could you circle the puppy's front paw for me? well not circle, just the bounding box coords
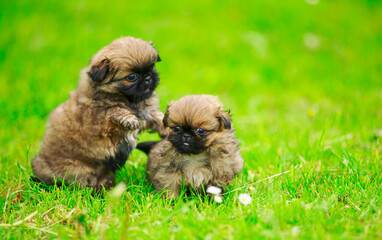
[98,176,115,190]
[120,115,140,130]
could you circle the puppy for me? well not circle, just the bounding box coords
[32,37,167,192]
[138,95,244,198]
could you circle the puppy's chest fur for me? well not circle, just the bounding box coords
[105,132,135,172]
[173,153,212,188]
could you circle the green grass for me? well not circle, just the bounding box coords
[1,0,382,239]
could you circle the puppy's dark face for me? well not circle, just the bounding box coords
[164,95,231,155]
[168,125,208,155]
[113,64,159,103]
[87,37,161,103]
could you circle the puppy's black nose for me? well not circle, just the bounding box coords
[144,76,152,85]
[182,134,190,142]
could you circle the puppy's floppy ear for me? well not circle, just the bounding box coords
[88,58,111,82]
[162,101,173,127]
[156,54,161,62]
[148,41,161,62]
[163,110,169,127]
[217,109,231,131]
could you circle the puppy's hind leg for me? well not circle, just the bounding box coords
[31,155,56,186]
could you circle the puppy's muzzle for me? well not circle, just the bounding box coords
[182,134,191,146]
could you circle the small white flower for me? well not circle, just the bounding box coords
[238,193,252,205]
[214,195,223,203]
[206,186,222,195]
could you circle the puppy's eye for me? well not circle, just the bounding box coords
[172,126,181,133]
[126,73,138,82]
[195,128,206,135]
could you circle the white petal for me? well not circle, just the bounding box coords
[206,186,222,195]
[238,193,252,205]
[214,195,223,203]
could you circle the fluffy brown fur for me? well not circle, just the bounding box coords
[145,95,244,198]
[32,37,167,192]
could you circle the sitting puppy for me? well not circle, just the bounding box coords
[32,37,167,192]
[137,95,244,198]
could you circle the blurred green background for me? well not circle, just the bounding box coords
[0,0,381,238]
[1,0,381,164]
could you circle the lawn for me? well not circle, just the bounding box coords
[1,0,382,239]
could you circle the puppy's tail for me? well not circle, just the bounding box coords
[136,141,159,155]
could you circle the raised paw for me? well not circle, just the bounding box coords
[120,115,140,130]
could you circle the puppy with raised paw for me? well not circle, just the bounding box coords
[137,95,244,198]
[32,37,167,192]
